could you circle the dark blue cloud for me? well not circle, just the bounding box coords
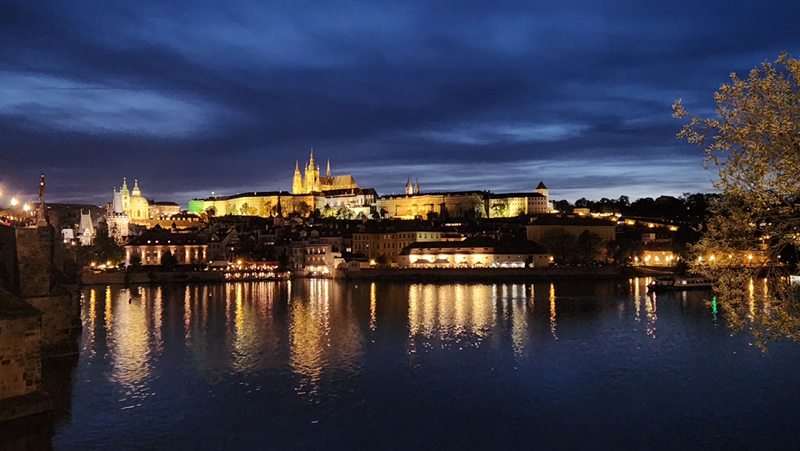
[1,0,798,205]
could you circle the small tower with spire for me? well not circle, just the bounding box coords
[414,179,420,195]
[534,181,548,199]
[326,159,331,179]
[121,177,130,214]
[405,178,414,196]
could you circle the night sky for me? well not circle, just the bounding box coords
[2,1,799,207]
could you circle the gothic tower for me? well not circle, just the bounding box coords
[293,160,303,194]
[405,179,413,196]
[304,148,320,193]
[121,178,130,214]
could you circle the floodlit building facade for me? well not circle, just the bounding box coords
[352,221,442,263]
[125,227,208,266]
[397,237,551,268]
[526,215,617,242]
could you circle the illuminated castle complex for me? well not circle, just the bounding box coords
[189,149,553,219]
[293,149,359,194]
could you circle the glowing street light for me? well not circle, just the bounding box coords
[22,204,30,212]
[10,197,19,207]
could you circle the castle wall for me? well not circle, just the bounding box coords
[203,194,317,218]
[378,193,486,219]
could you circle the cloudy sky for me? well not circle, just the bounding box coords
[2,1,799,206]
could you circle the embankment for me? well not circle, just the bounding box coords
[345,266,634,282]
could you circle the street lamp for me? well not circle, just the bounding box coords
[11,198,19,207]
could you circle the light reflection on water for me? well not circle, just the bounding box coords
[52,278,800,450]
[79,279,710,396]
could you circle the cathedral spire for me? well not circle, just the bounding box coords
[414,178,420,195]
[293,160,303,194]
[327,159,331,178]
[309,147,315,167]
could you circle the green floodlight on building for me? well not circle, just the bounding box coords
[188,199,204,214]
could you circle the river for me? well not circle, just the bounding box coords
[29,279,800,449]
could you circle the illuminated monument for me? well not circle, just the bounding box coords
[292,149,359,194]
[189,149,552,220]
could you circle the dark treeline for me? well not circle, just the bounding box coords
[553,193,719,223]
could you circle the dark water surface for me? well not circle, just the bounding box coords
[35,279,800,449]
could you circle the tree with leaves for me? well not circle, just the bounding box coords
[491,199,509,217]
[295,201,311,217]
[538,229,578,265]
[91,219,124,265]
[161,250,178,272]
[673,53,800,347]
[576,231,605,263]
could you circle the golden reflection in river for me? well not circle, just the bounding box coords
[370,282,377,331]
[549,283,557,340]
[289,278,329,392]
[81,289,98,358]
[109,287,152,402]
[645,292,657,338]
[229,282,278,374]
[185,285,193,344]
[510,285,529,357]
[408,284,496,342]
[289,279,362,397]
[749,278,755,320]
[88,289,96,330]
[153,287,163,354]
[105,286,113,332]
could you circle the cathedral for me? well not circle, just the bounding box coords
[292,149,359,194]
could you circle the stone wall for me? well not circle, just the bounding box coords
[14,227,53,298]
[0,227,18,294]
[346,266,625,281]
[7,226,81,356]
[24,293,80,355]
[0,291,42,401]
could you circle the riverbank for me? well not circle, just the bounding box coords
[82,271,226,285]
[345,266,639,282]
[82,266,677,285]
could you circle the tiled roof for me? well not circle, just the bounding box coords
[126,228,205,246]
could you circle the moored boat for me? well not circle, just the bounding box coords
[648,276,715,291]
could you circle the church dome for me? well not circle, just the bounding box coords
[128,179,150,220]
[130,194,148,207]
